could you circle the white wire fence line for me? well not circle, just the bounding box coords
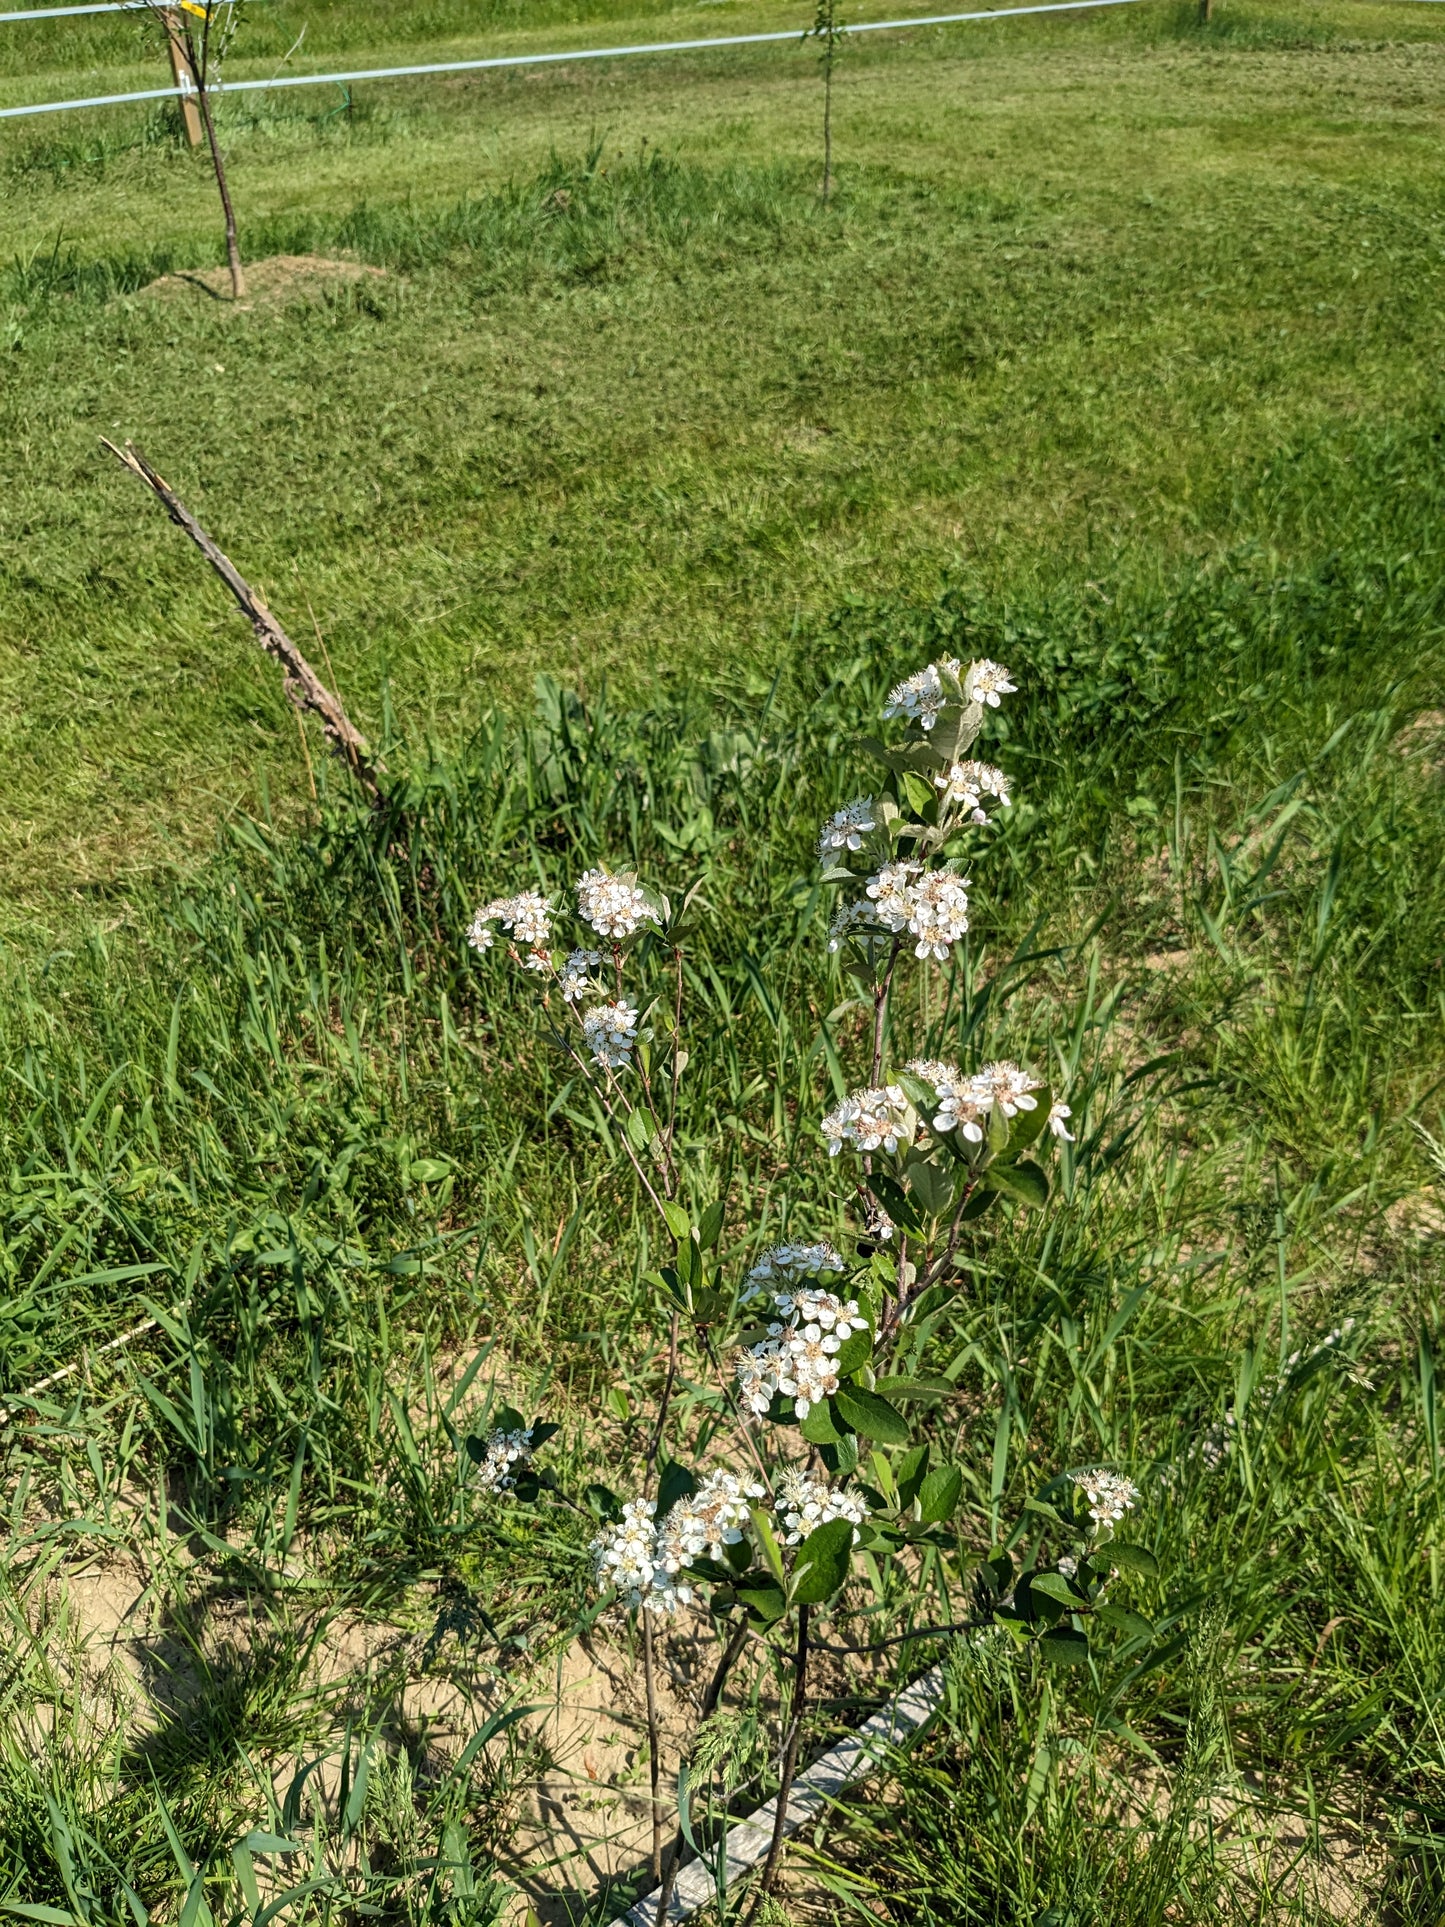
[0,1,149,19]
[0,0,1147,120]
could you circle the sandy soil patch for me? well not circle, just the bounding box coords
[138,253,386,310]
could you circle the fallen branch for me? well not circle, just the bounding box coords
[101,438,382,801]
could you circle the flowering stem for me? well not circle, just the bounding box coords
[869,939,902,1086]
[642,1611,666,1886]
[655,1613,752,1917]
[663,945,684,1174]
[745,1603,811,1922]
[644,1311,682,1488]
[700,1329,775,1496]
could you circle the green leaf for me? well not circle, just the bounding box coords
[698,1199,726,1249]
[876,1375,953,1403]
[1108,1544,1159,1577]
[1093,1604,1155,1640]
[894,1444,930,1508]
[584,1484,621,1522]
[800,1398,845,1445]
[661,1201,691,1241]
[901,771,936,818]
[917,1464,962,1524]
[989,1158,1049,1207]
[868,1175,922,1233]
[1004,1087,1050,1156]
[791,1516,854,1604]
[407,1157,451,1183]
[750,1507,788,1589]
[1038,1626,1091,1664]
[625,1108,654,1151]
[1029,1570,1082,1607]
[656,1461,697,1517]
[904,1156,953,1218]
[834,1383,911,1444]
[738,1583,787,1625]
[832,1326,873,1377]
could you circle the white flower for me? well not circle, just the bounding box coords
[470,1427,533,1494]
[582,1000,639,1069]
[964,659,1017,708]
[576,868,659,941]
[1057,1554,1078,1579]
[745,1242,846,1296]
[904,869,970,960]
[865,864,969,961]
[560,948,603,1002]
[826,900,880,953]
[772,1287,867,1338]
[1047,1099,1074,1141]
[882,657,961,731]
[735,1290,868,1421]
[865,860,922,932]
[818,798,876,857]
[1070,1469,1140,1530]
[935,759,1012,812]
[470,890,553,955]
[774,1468,869,1546]
[821,1086,915,1158]
[658,1469,765,1569]
[863,1196,895,1243]
[591,1497,693,1615]
[735,1340,782,1417]
[906,1059,985,1142]
[975,1060,1042,1118]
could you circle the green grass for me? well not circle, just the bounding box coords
[3,0,1444,909]
[2,0,1445,1919]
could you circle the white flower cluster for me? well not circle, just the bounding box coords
[881,655,1016,732]
[735,1289,869,1420]
[826,900,887,955]
[659,1469,765,1567]
[469,891,553,964]
[592,1498,680,1614]
[936,759,1012,823]
[744,1241,846,1295]
[864,861,971,961]
[821,1085,915,1158]
[470,1426,534,1494]
[818,798,877,857]
[964,659,1017,708]
[1070,1469,1140,1530]
[592,1472,765,1615]
[560,948,603,1002]
[905,1058,1057,1144]
[883,657,959,731]
[581,1000,639,1069]
[775,1467,869,1546]
[577,868,659,941]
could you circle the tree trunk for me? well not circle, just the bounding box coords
[100,440,382,801]
[195,74,245,300]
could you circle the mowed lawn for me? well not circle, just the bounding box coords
[0,0,1442,921]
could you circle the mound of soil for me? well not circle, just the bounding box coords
[138,252,386,309]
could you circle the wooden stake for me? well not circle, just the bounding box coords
[102,439,383,803]
[163,8,203,148]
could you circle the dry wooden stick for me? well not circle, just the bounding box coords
[101,438,382,801]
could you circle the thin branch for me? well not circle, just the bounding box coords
[101,440,381,800]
